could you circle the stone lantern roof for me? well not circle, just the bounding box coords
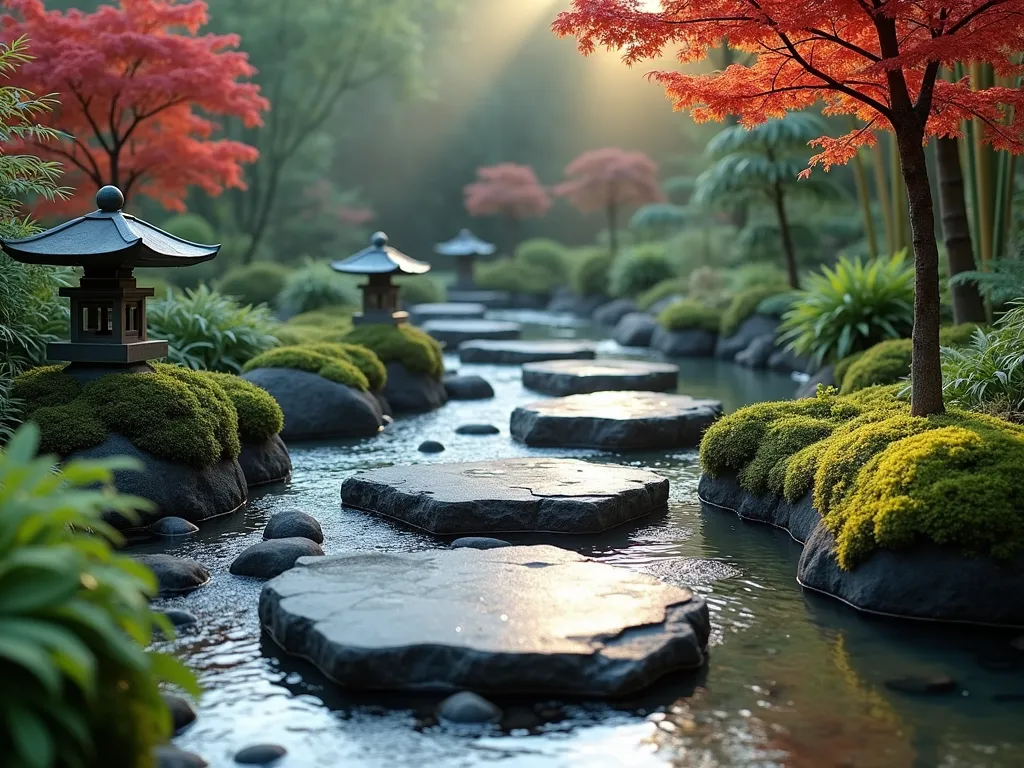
[332,231,430,276]
[1,185,219,269]
[434,229,496,258]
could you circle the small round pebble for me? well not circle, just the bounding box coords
[451,537,512,550]
[234,744,287,765]
[418,440,445,453]
[263,509,324,544]
[148,516,199,537]
[155,745,208,768]
[437,691,502,724]
[163,693,197,734]
[161,609,198,627]
[455,423,500,435]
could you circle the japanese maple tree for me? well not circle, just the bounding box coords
[554,0,1024,416]
[464,163,552,249]
[555,147,663,259]
[0,0,267,213]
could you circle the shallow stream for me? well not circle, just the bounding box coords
[148,313,1024,767]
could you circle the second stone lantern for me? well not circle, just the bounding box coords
[434,228,496,290]
[331,231,430,326]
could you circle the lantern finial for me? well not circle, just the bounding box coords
[96,185,124,212]
[371,231,388,248]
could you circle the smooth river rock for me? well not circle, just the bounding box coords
[650,326,718,357]
[698,471,1024,626]
[422,319,522,347]
[458,339,597,365]
[242,368,384,440]
[238,435,292,487]
[381,363,448,413]
[511,391,723,451]
[612,312,658,348]
[715,313,779,361]
[409,302,487,325]
[443,374,494,400]
[258,545,710,696]
[264,509,324,544]
[592,298,638,327]
[341,458,669,535]
[521,359,679,396]
[134,554,211,596]
[230,537,324,579]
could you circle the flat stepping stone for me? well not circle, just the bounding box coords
[409,302,487,325]
[259,545,710,696]
[446,289,511,308]
[511,392,723,451]
[422,319,522,347]
[522,359,679,396]
[341,457,668,534]
[458,339,597,365]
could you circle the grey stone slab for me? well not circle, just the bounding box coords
[409,302,487,325]
[458,339,597,365]
[511,392,723,451]
[422,319,522,347]
[446,289,512,308]
[341,458,669,534]
[258,545,710,696]
[522,359,679,396]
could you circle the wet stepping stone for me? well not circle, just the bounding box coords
[522,359,679,396]
[422,319,522,347]
[511,391,723,451]
[458,339,597,365]
[446,289,511,308]
[258,545,709,696]
[409,302,487,325]
[341,457,668,534]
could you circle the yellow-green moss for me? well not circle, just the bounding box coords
[30,400,107,456]
[303,343,387,392]
[657,299,722,334]
[242,345,370,391]
[700,386,1024,568]
[720,286,786,337]
[205,372,284,443]
[11,365,82,408]
[342,324,444,379]
[833,351,865,388]
[637,278,688,311]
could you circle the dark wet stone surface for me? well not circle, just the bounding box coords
[593,299,638,327]
[238,435,292,487]
[455,423,500,435]
[437,692,503,724]
[150,516,200,537]
[409,302,487,325]
[521,359,679,396]
[134,554,210,596]
[613,312,658,347]
[259,545,709,696]
[885,676,957,695]
[165,693,198,734]
[443,374,495,400]
[423,319,522,347]
[230,538,324,580]
[381,363,448,414]
[418,440,445,453]
[263,509,324,544]
[155,746,208,768]
[451,537,512,550]
[715,314,779,361]
[233,744,287,764]
[458,339,597,365]
[651,327,717,357]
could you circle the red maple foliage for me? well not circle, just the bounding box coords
[1,0,268,213]
[555,147,663,257]
[464,163,552,220]
[553,0,1024,416]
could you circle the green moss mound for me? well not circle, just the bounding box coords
[305,342,387,391]
[342,324,444,379]
[400,275,445,306]
[833,350,865,388]
[700,387,1024,568]
[205,372,284,443]
[476,258,555,296]
[720,286,786,337]
[657,299,722,333]
[939,322,985,347]
[274,308,354,346]
[216,262,290,308]
[515,238,570,283]
[13,364,249,466]
[637,277,688,311]
[242,345,370,391]
[572,250,613,298]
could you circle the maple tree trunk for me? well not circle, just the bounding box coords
[771,182,800,290]
[607,199,619,259]
[505,215,521,256]
[935,136,987,324]
[895,122,945,417]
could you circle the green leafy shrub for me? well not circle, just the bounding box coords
[515,239,570,283]
[273,308,353,346]
[242,344,371,391]
[756,291,798,318]
[399,275,445,306]
[608,243,676,298]
[147,285,280,373]
[699,386,1024,568]
[277,260,360,317]
[720,286,788,337]
[475,258,554,296]
[216,262,291,308]
[636,277,688,311]
[204,373,284,442]
[950,258,1024,304]
[663,225,740,274]
[657,299,722,333]
[941,306,1024,418]
[160,213,217,245]
[572,250,613,298]
[780,253,914,366]
[688,266,729,308]
[726,262,790,293]
[0,422,198,768]
[343,324,444,379]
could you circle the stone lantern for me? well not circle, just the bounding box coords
[1,185,218,368]
[332,231,430,326]
[435,228,496,289]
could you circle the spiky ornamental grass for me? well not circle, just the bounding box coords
[940,304,1024,419]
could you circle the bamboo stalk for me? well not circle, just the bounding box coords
[872,139,895,254]
[971,62,995,263]
[889,132,908,251]
[847,118,878,258]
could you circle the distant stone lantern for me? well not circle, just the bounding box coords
[332,231,430,326]
[1,185,218,368]
[435,228,496,289]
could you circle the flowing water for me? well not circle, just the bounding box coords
[146,313,1024,768]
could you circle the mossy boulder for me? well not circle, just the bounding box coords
[216,262,290,308]
[657,300,722,334]
[342,324,444,380]
[720,286,787,338]
[242,343,378,391]
[205,372,290,485]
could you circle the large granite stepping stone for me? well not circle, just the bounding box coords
[458,339,597,365]
[259,545,710,696]
[409,302,486,325]
[341,458,668,534]
[446,289,511,308]
[511,392,723,451]
[522,359,679,396]
[422,319,522,347]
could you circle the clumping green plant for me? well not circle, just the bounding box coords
[950,258,1024,305]
[779,252,914,367]
[342,324,444,379]
[399,275,445,306]
[0,422,199,768]
[608,242,676,298]
[146,285,280,373]
[514,238,570,283]
[720,285,788,337]
[657,299,722,334]
[572,250,613,297]
[273,308,353,346]
[242,344,371,391]
[941,305,1024,419]
[636,277,688,311]
[216,262,291,309]
[475,258,554,296]
[726,263,790,293]
[204,373,284,443]
[699,386,1024,568]
[277,259,360,317]
[688,266,729,309]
